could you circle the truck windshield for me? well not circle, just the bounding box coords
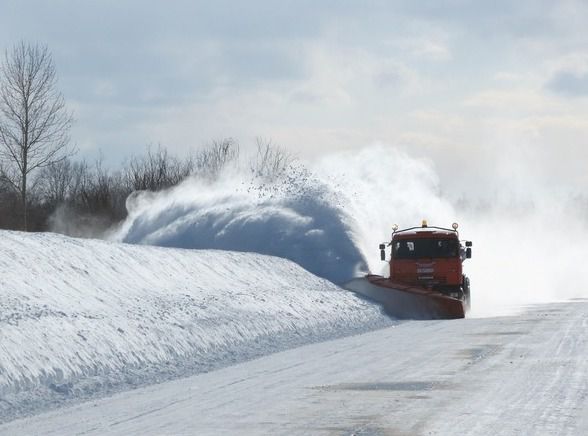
[393,238,459,259]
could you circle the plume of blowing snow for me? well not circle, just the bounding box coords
[114,163,367,284]
[114,144,588,317]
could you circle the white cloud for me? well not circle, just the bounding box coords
[462,88,562,112]
[92,80,116,99]
[388,36,452,62]
[409,110,465,131]
[493,72,525,82]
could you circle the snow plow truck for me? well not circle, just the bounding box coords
[345,221,472,319]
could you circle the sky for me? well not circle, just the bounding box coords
[2,0,588,189]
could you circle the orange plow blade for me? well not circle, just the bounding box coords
[344,274,466,320]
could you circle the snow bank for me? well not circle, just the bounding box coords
[0,230,390,420]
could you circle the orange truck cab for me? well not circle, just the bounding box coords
[379,221,472,305]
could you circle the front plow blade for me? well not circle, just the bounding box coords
[344,275,466,320]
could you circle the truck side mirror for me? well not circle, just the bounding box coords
[466,241,472,247]
[379,244,386,261]
[466,247,472,259]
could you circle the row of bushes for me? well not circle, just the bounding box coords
[0,138,294,235]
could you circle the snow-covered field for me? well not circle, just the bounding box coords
[0,230,391,422]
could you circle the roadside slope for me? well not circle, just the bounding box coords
[0,230,391,422]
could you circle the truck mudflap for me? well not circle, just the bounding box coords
[344,274,466,320]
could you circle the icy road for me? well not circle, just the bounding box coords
[2,300,587,435]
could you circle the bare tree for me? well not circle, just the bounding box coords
[38,158,73,204]
[38,157,87,205]
[0,42,74,230]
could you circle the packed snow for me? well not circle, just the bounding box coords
[3,300,587,435]
[0,230,392,422]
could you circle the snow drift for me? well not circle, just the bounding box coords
[0,230,391,421]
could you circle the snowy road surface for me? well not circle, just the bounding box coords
[2,300,587,435]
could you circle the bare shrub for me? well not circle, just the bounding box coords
[37,158,86,204]
[194,138,239,180]
[124,144,193,192]
[250,137,295,181]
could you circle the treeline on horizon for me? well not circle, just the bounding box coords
[0,138,294,236]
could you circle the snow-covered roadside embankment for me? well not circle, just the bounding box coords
[0,231,391,421]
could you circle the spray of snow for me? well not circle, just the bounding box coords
[114,164,368,284]
[114,144,588,317]
[114,146,454,284]
[462,187,588,316]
